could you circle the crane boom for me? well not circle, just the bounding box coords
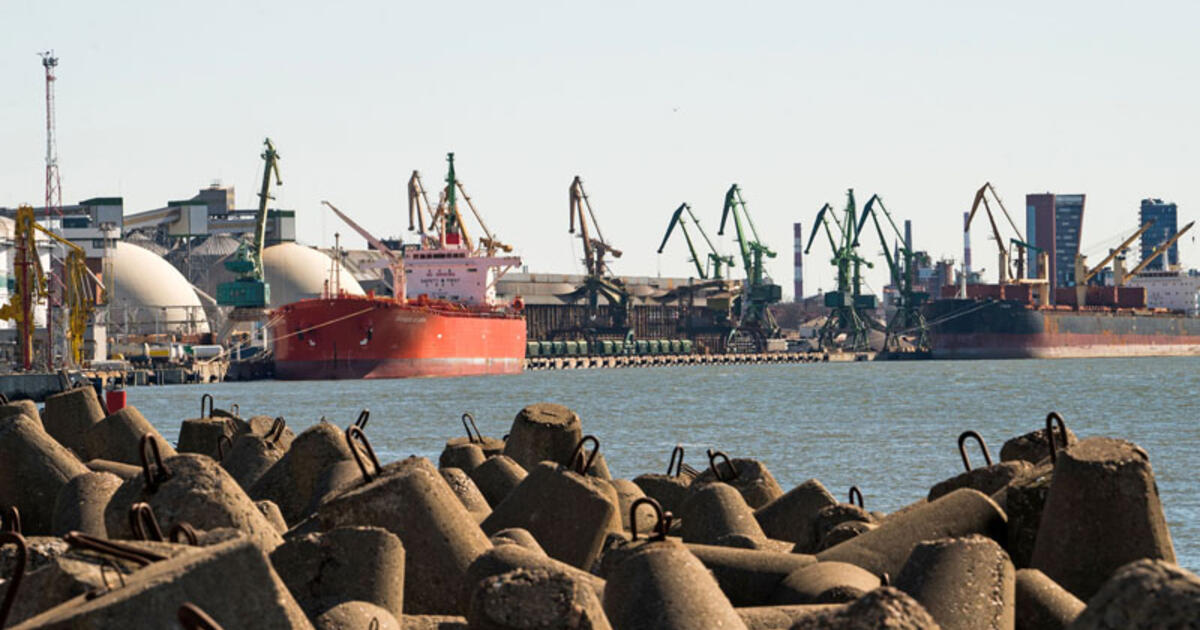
[1076,220,1155,285]
[659,203,734,280]
[1125,221,1195,280]
[322,201,405,302]
[217,138,281,311]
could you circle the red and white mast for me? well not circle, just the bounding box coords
[40,51,62,370]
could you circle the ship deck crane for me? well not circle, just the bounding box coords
[408,154,514,257]
[717,184,781,350]
[218,138,281,319]
[1073,220,1156,306]
[1116,221,1195,285]
[0,205,99,368]
[966,182,1032,283]
[856,194,929,353]
[658,202,735,280]
[563,176,631,340]
[804,190,874,352]
[322,201,405,302]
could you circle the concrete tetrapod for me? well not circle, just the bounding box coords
[481,461,619,570]
[11,537,312,629]
[1066,559,1200,629]
[469,455,528,508]
[786,587,940,629]
[683,543,816,607]
[502,403,583,472]
[270,526,405,619]
[632,473,693,517]
[317,456,491,615]
[602,538,747,630]
[81,405,177,466]
[769,561,881,605]
[753,478,839,551]
[1029,437,1175,600]
[0,414,89,534]
[250,420,357,525]
[41,386,105,457]
[468,567,612,630]
[690,456,783,510]
[1015,568,1084,630]
[489,527,546,554]
[816,488,1007,580]
[680,482,770,548]
[441,467,492,522]
[461,542,605,613]
[893,535,1015,630]
[313,601,401,630]
[439,441,486,473]
[50,471,123,537]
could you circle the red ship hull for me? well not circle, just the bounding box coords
[270,295,526,380]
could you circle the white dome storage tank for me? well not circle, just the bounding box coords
[110,241,210,335]
[262,242,363,308]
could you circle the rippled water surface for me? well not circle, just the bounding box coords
[129,356,1199,570]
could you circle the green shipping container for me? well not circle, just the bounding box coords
[601,340,614,355]
[670,340,682,354]
[540,341,554,356]
[578,340,589,355]
[526,342,541,357]
[552,341,566,356]
[681,339,694,354]
[613,340,625,354]
[636,340,649,354]
[565,340,579,355]
[648,340,660,354]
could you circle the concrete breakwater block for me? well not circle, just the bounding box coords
[489,527,546,554]
[50,471,123,537]
[221,428,288,490]
[502,403,583,471]
[770,561,882,605]
[440,467,492,522]
[786,587,940,629]
[250,420,357,525]
[440,441,486,473]
[313,601,401,630]
[684,543,816,607]
[1067,559,1200,629]
[0,413,89,534]
[602,538,746,630]
[270,526,405,619]
[1030,437,1175,600]
[469,455,528,508]
[754,478,839,551]
[690,456,783,510]
[0,400,41,429]
[893,535,1015,630]
[12,538,312,629]
[481,461,618,570]
[467,567,612,630]
[81,405,177,465]
[317,456,491,615]
[632,473,693,517]
[462,542,606,613]
[681,482,770,548]
[1015,568,1084,630]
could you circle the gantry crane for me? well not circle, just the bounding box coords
[717,185,781,350]
[1072,220,1156,306]
[805,189,874,352]
[560,176,631,340]
[218,138,281,317]
[658,202,735,280]
[1114,221,1195,286]
[856,195,930,353]
[966,182,1033,283]
[0,205,98,369]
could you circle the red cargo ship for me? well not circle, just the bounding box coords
[271,153,526,380]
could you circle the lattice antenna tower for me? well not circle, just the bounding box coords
[40,51,63,369]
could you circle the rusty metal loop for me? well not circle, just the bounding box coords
[95,558,127,594]
[266,416,287,445]
[630,497,669,542]
[667,445,684,477]
[128,503,164,542]
[848,486,864,509]
[957,430,992,472]
[568,435,600,474]
[229,403,240,418]
[200,393,213,418]
[461,412,482,443]
[0,531,28,628]
[0,393,8,404]
[139,434,174,492]
[169,522,200,546]
[2,506,20,534]
[216,434,233,461]
[368,618,380,630]
[707,449,739,481]
[355,409,370,430]
[881,572,890,586]
[1045,412,1069,463]
[345,425,382,482]
[63,531,167,566]
[178,602,226,630]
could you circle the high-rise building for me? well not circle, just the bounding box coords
[1026,193,1086,290]
[793,222,803,302]
[1139,199,1179,270]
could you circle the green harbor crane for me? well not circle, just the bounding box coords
[717,185,781,350]
[218,138,281,318]
[558,176,632,342]
[658,202,735,280]
[805,189,874,352]
[855,194,929,353]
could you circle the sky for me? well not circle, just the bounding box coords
[2,0,1198,298]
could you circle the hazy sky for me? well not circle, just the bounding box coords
[2,1,1197,297]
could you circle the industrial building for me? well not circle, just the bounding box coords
[1026,193,1086,288]
[1139,199,1180,271]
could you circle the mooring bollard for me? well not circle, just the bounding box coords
[469,567,612,630]
[269,526,406,619]
[480,452,618,570]
[1014,568,1084,630]
[681,482,771,549]
[816,488,1007,579]
[317,455,491,615]
[690,451,783,509]
[893,535,1016,630]
[602,537,747,630]
[467,455,528,508]
[312,601,401,630]
[683,543,817,607]
[0,413,89,534]
[502,403,583,472]
[769,561,882,605]
[1066,559,1200,629]
[81,405,178,466]
[103,438,284,552]
[41,386,106,457]
[1030,437,1175,600]
[51,471,123,537]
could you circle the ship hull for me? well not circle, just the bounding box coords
[925,299,1200,360]
[270,296,526,380]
